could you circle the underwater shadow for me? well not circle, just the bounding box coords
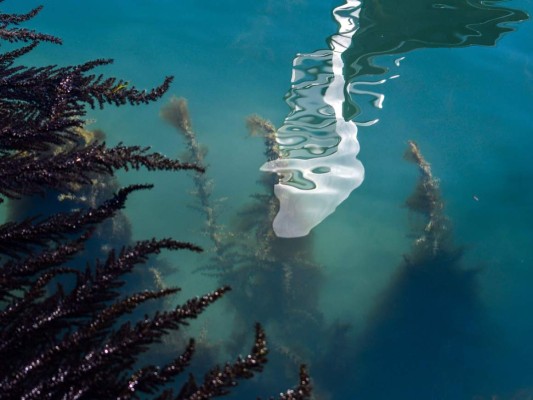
[337,143,511,399]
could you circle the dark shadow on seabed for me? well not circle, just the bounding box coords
[338,1,529,397]
[337,142,497,399]
[312,143,533,399]
[305,1,529,397]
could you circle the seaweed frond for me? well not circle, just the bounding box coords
[0,4,313,399]
[0,5,62,44]
[246,114,280,162]
[0,144,202,203]
[403,140,455,261]
[160,96,192,135]
[0,184,149,257]
[161,97,230,262]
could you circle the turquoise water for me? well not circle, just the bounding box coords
[6,0,533,398]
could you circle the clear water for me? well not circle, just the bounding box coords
[6,0,533,398]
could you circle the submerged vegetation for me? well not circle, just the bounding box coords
[346,142,488,398]
[153,0,527,397]
[161,104,325,396]
[1,1,530,399]
[163,96,484,397]
[165,100,529,398]
[0,4,311,399]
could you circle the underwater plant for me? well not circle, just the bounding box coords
[160,97,227,264]
[155,0,529,395]
[164,108,325,396]
[339,142,494,399]
[0,4,312,399]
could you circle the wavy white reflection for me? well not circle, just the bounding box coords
[261,0,365,238]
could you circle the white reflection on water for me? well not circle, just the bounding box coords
[261,0,366,238]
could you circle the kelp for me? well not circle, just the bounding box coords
[0,4,311,399]
[166,107,322,395]
[402,140,458,263]
[160,97,226,263]
[340,142,494,399]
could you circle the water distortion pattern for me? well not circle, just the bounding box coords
[261,0,365,238]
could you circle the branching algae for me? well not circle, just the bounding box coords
[0,4,311,399]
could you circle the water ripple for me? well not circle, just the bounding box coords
[261,0,365,238]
